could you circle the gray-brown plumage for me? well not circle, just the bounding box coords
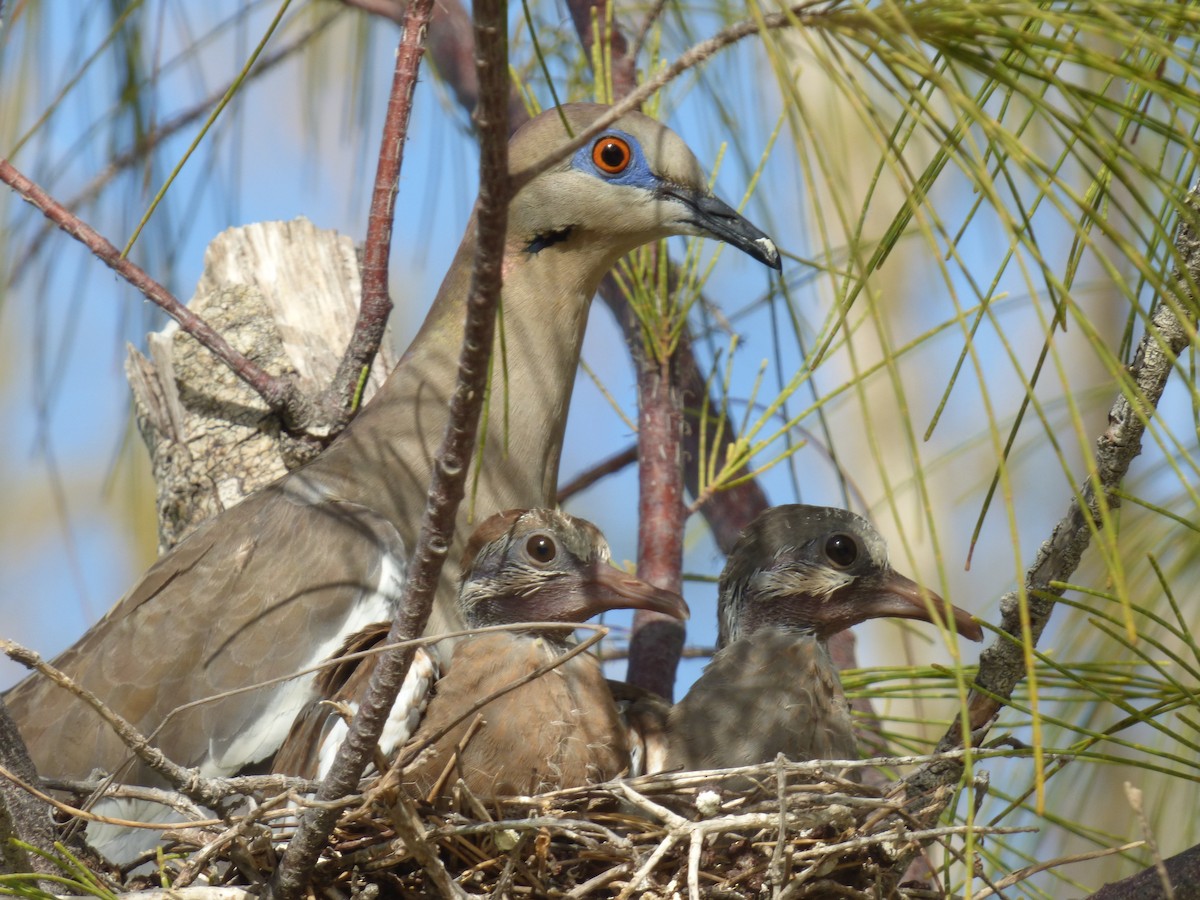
[4,104,776,787]
[274,508,689,801]
[666,505,982,772]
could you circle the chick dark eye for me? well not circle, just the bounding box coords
[525,534,557,564]
[825,533,858,568]
[592,136,632,174]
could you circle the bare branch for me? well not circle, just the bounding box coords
[1,639,237,810]
[0,699,54,877]
[0,159,312,426]
[324,0,437,418]
[627,336,688,701]
[890,187,1200,882]
[265,1,509,894]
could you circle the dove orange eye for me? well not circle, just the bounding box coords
[526,534,557,564]
[592,136,632,174]
[825,534,858,568]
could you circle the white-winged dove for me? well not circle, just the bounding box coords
[4,104,778,786]
[665,505,982,772]
[273,508,688,800]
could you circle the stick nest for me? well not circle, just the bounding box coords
[71,760,977,899]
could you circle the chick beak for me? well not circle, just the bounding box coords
[659,186,782,270]
[579,563,690,621]
[854,570,983,642]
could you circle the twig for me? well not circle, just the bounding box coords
[39,780,209,821]
[566,861,631,898]
[172,792,294,889]
[265,1,510,895]
[596,643,715,663]
[974,840,1144,899]
[395,630,608,768]
[613,834,676,900]
[769,754,790,895]
[432,816,629,848]
[425,714,486,803]
[388,796,468,899]
[509,2,836,191]
[0,764,223,830]
[791,823,1034,863]
[894,187,1200,884]
[324,0,436,418]
[0,640,220,806]
[617,781,689,831]
[1125,783,1174,900]
[0,161,310,425]
[687,827,703,900]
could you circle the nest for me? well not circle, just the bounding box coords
[48,757,1002,899]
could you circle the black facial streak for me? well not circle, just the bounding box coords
[525,226,573,255]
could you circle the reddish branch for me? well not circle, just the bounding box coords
[325,0,437,419]
[0,158,311,425]
[626,345,689,700]
[564,1,688,699]
[343,0,528,125]
[265,1,509,895]
[567,0,636,97]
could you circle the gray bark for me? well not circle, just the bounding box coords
[125,218,395,551]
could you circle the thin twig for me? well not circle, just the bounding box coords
[0,640,219,806]
[395,630,608,769]
[613,834,675,900]
[0,764,223,831]
[556,444,638,502]
[0,161,309,424]
[687,827,703,900]
[388,796,468,899]
[974,841,1145,899]
[425,714,486,803]
[324,0,437,418]
[509,2,835,192]
[172,792,294,889]
[1124,783,1175,900]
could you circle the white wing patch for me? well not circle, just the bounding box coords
[315,644,442,778]
[208,546,406,777]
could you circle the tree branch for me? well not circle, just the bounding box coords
[0,698,55,878]
[889,187,1200,882]
[0,159,312,427]
[557,444,638,502]
[0,639,262,810]
[265,1,509,894]
[626,313,688,701]
[323,0,437,419]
